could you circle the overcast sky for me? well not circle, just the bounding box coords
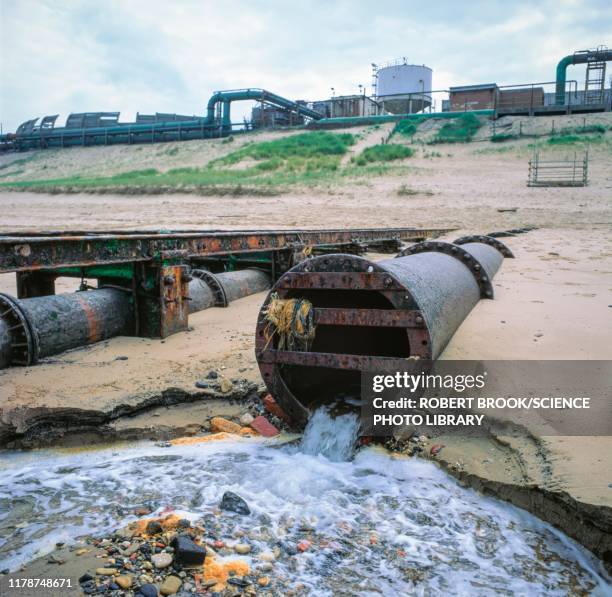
[1,0,611,131]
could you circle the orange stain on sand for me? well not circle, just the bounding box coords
[203,556,250,591]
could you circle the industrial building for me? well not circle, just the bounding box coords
[312,95,381,118]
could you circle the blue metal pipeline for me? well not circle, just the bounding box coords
[2,88,324,151]
[206,88,322,128]
[555,48,612,105]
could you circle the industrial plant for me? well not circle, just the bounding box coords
[2,47,610,151]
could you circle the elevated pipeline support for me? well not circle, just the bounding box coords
[0,269,270,369]
[255,236,512,425]
[205,89,323,130]
[555,48,612,105]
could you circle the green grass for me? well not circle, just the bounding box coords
[0,131,422,193]
[393,120,418,138]
[431,113,482,144]
[352,144,414,165]
[554,124,608,136]
[547,134,604,145]
[215,131,355,166]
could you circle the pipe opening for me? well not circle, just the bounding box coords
[278,288,410,408]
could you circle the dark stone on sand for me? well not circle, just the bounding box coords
[79,573,94,584]
[171,535,206,567]
[137,584,159,597]
[219,491,250,515]
[146,520,164,535]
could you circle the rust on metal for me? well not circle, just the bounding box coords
[0,227,456,274]
[259,349,415,371]
[277,272,403,291]
[397,241,495,299]
[313,308,425,328]
[255,239,510,427]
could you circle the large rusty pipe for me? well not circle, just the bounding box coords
[0,269,270,369]
[255,236,513,425]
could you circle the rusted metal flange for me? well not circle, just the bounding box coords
[397,241,495,299]
[0,292,38,366]
[191,270,228,307]
[453,235,514,258]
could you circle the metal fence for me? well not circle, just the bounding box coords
[527,151,588,187]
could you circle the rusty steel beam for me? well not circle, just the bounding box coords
[255,237,513,426]
[0,227,455,274]
[314,308,426,328]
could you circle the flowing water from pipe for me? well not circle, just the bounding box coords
[0,426,610,594]
[300,404,360,462]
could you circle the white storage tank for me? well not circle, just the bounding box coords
[376,60,433,114]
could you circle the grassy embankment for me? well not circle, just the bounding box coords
[0,131,416,194]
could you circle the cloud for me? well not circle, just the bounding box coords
[1,0,610,131]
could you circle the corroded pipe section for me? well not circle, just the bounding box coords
[255,238,512,425]
[0,268,271,369]
[18,289,133,360]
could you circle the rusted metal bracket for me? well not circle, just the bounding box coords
[0,293,38,366]
[276,272,403,291]
[453,235,514,258]
[313,308,425,328]
[397,241,495,299]
[191,270,228,307]
[258,349,411,371]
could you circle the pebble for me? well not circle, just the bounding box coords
[206,370,218,379]
[137,584,159,597]
[250,416,279,437]
[240,412,255,426]
[234,543,251,554]
[146,521,164,535]
[79,573,94,584]
[210,417,242,434]
[151,552,173,569]
[195,380,209,389]
[258,576,271,587]
[220,378,234,394]
[430,443,445,456]
[95,567,118,576]
[115,575,132,589]
[258,563,273,572]
[75,548,89,556]
[219,490,251,515]
[160,575,182,595]
[297,540,311,553]
[258,551,275,562]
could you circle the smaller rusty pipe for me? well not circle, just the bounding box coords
[0,268,272,369]
[187,277,216,312]
[189,268,271,311]
[217,269,271,303]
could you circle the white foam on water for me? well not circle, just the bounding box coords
[300,405,361,462]
[0,439,610,595]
